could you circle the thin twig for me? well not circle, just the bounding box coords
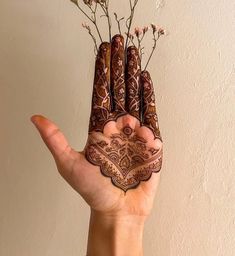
[87,3,103,42]
[140,46,144,61]
[82,23,98,52]
[98,1,112,42]
[105,0,112,42]
[114,13,124,35]
[144,32,161,71]
[71,1,103,43]
[125,0,139,53]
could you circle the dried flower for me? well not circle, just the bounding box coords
[158,27,166,35]
[134,27,143,38]
[143,26,149,34]
[151,23,158,33]
[126,32,134,40]
[69,0,166,70]
[82,22,90,30]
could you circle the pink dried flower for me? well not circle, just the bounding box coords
[143,26,149,34]
[82,22,91,30]
[158,27,166,35]
[134,27,143,38]
[126,32,134,40]
[151,23,158,33]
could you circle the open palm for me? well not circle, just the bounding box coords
[32,35,163,217]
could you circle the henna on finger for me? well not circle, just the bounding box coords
[126,46,141,120]
[86,45,163,192]
[141,71,162,141]
[89,42,111,133]
[110,35,126,115]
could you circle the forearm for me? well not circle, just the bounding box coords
[86,210,146,256]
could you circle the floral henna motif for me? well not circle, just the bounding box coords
[126,46,141,120]
[89,43,111,133]
[141,71,162,141]
[85,126,163,192]
[111,35,126,115]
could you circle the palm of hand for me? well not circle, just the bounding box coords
[56,117,162,216]
[86,114,162,190]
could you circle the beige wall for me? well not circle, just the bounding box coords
[1,0,235,255]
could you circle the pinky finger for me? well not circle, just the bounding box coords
[140,71,162,141]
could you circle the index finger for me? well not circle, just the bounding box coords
[89,42,111,133]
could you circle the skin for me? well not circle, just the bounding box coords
[31,34,163,256]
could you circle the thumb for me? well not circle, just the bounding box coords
[31,115,75,164]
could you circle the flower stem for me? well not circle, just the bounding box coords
[87,3,103,43]
[72,1,103,43]
[114,13,124,35]
[125,0,139,53]
[105,0,112,42]
[99,1,112,42]
[144,32,161,71]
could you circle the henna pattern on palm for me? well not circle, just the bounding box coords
[87,35,163,192]
[86,126,162,192]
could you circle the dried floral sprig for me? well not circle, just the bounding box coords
[126,32,136,48]
[134,26,148,60]
[125,0,139,52]
[97,0,112,42]
[70,0,103,42]
[69,0,167,70]
[144,24,166,71]
[114,13,124,35]
[82,22,98,53]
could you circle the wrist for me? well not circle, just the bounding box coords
[86,209,146,256]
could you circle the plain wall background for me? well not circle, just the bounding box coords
[1,0,235,255]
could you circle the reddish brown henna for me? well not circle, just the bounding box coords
[87,41,163,192]
[141,71,162,141]
[111,35,126,115]
[126,46,141,120]
[85,125,163,192]
[89,43,111,133]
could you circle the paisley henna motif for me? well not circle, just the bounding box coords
[141,71,162,141]
[85,125,163,192]
[126,46,141,120]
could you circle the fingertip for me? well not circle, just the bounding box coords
[98,42,111,57]
[127,45,138,54]
[30,115,45,124]
[99,42,110,50]
[111,34,124,44]
[141,70,150,77]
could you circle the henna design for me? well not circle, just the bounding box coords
[88,40,163,192]
[126,46,141,120]
[141,71,162,141]
[89,43,111,133]
[111,35,126,115]
[85,125,163,192]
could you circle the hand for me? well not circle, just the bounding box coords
[32,34,163,255]
[31,35,163,218]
